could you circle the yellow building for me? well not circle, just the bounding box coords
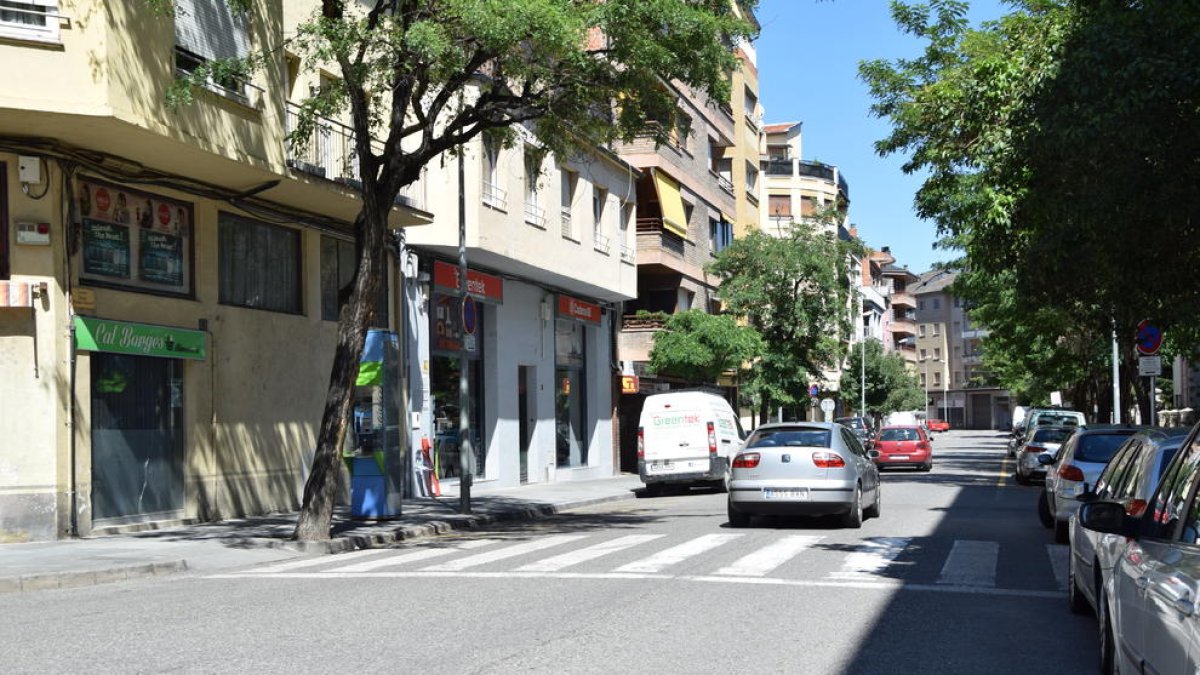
[0,0,430,540]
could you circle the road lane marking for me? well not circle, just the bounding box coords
[243,548,396,574]
[329,539,499,573]
[206,570,1065,599]
[613,534,742,574]
[1047,544,1069,590]
[998,454,1011,487]
[937,540,998,587]
[421,534,588,572]
[513,534,665,573]
[715,535,824,577]
[828,537,910,581]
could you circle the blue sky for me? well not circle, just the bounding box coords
[755,0,1009,274]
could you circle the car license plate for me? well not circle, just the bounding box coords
[763,488,808,501]
[648,462,673,474]
[890,455,909,461]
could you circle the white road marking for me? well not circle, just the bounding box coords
[421,534,588,572]
[715,535,824,577]
[828,537,911,581]
[329,539,499,573]
[514,534,665,573]
[205,570,1065,599]
[612,534,743,574]
[1047,544,1070,591]
[937,540,999,587]
[244,548,395,574]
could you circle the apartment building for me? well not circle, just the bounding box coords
[912,269,1012,429]
[0,0,437,540]
[867,246,919,367]
[724,5,764,239]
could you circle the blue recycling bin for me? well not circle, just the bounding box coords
[350,455,399,518]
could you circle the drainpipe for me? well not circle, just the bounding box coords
[62,162,79,537]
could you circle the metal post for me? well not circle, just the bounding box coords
[1150,375,1157,427]
[1112,321,1121,423]
[458,148,472,514]
[859,291,866,417]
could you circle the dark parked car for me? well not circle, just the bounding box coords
[835,416,874,444]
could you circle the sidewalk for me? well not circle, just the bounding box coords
[0,473,644,595]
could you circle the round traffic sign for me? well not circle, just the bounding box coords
[820,398,835,413]
[808,384,819,398]
[1136,320,1162,356]
[461,296,478,335]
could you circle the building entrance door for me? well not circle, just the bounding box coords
[90,353,184,522]
[518,366,534,483]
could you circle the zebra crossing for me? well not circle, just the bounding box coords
[211,533,1070,599]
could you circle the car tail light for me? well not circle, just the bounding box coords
[1058,464,1085,482]
[812,452,846,468]
[732,452,760,469]
[917,441,930,451]
[637,427,644,459]
[1023,443,1044,454]
[1127,499,1147,517]
[707,421,717,455]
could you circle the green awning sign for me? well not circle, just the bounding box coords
[74,316,206,360]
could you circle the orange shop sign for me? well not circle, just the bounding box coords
[432,261,504,303]
[557,294,602,325]
[620,375,640,394]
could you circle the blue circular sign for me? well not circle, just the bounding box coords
[1136,320,1162,356]
[461,296,478,335]
[808,384,819,397]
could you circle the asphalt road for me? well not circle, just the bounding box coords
[2,430,1097,674]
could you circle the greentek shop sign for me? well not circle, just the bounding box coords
[73,316,206,360]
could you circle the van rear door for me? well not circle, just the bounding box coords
[642,406,711,474]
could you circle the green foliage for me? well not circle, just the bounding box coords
[838,339,925,417]
[647,310,762,385]
[861,0,1200,417]
[707,222,855,415]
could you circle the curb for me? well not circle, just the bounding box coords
[0,560,188,595]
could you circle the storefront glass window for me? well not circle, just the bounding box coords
[429,290,485,479]
[555,319,587,467]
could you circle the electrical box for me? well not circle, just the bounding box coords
[16,222,51,246]
[17,156,42,184]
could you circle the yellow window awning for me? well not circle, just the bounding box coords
[652,171,688,238]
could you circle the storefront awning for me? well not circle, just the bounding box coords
[652,171,688,238]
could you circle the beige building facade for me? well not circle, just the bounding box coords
[0,0,431,540]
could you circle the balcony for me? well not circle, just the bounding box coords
[890,291,916,308]
[561,207,578,241]
[593,232,611,255]
[284,102,425,211]
[891,319,917,337]
[619,244,636,264]
[961,328,989,339]
[524,202,547,229]
[636,218,685,256]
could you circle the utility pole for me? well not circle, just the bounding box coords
[1111,320,1121,424]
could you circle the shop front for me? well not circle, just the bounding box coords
[555,294,600,469]
[74,316,205,524]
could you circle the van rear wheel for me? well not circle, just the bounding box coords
[644,483,663,497]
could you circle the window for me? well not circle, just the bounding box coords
[174,0,252,101]
[933,347,941,359]
[560,169,576,239]
[682,201,695,228]
[78,180,194,297]
[320,236,388,326]
[933,297,941,310]
[919,324,927,337]
[768,195,792,219]
[743,87,758,124]
[218,212,301,313]
[920,373,927,387]
[800,196,817,216]
[709,218,732,255]
[933,372,941,387]
[555,319,588,467]
[523,148,544,227]
[745,161,758,192]
[618,202,633,262]
[592,186,609,253]
[1145,438,1200,540]
[0,0,58,41]
[918,300,925,311]
[919,348,927,360]
[481,135,506,208]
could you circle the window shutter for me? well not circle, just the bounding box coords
[174,0,250,61]
[768,194,791,218]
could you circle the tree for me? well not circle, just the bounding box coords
[838,339,924,420]
[647,310,762,385]
[708,222,855,423]
[860,1,1200,423]
[160,0,755,540]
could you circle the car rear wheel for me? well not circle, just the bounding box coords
[727,499,750,528]
[1099,591,1116,675]
[864,485,881,519]
[1037,491,1054,529]
[920,461,933,472]
[1054,519,1070,544]
[842,484,864,529]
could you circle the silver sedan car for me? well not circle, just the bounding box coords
[727,422,881,529]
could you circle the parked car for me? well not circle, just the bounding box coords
[1039,424,1145,542]
[637,390,744,495]
[1078,422,1200,675]
[1026,407,1087,429]
[1015,425,1075,484]
[1067,427,1188,619]
[727,422,881,529]
[927,419,950,433]
[835,416,874,445]
[871,425,933,471]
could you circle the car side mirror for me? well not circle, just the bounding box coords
[1079,501,1138,537]
[1076,485,1098,503]
[869,450,880,459]
[1036,453,1055,466]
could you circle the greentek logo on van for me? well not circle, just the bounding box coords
[652,413,701,426]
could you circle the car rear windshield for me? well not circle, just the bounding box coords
[835,418,865,429]
[748,429,831,448]
[879,428,921,442]
[1033,428,1073,444]
[1037,414,1081,427]
[1075,432,1136,463]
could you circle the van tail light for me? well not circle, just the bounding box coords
[637,427,644,459]
[707,422,717,455]
[812,452,846,468]
[1127,499,1148,517]
[732,452,760,469]
[1058,464,1085,482]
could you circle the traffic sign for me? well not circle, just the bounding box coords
[1139,355,1162,377]
[461,296,478,335]
[808,384,819,397]
[1136,320,1163,356]
[820,398,835,413]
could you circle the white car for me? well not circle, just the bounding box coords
[727,422,881,529]
[1015,425,1074,484]
[1040,425,1143,542]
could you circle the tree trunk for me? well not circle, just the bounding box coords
[293,205,386,542]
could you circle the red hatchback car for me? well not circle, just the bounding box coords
[872,425,933,471]
[927,419,950,433]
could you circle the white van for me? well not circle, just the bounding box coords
[638,390,745,494]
